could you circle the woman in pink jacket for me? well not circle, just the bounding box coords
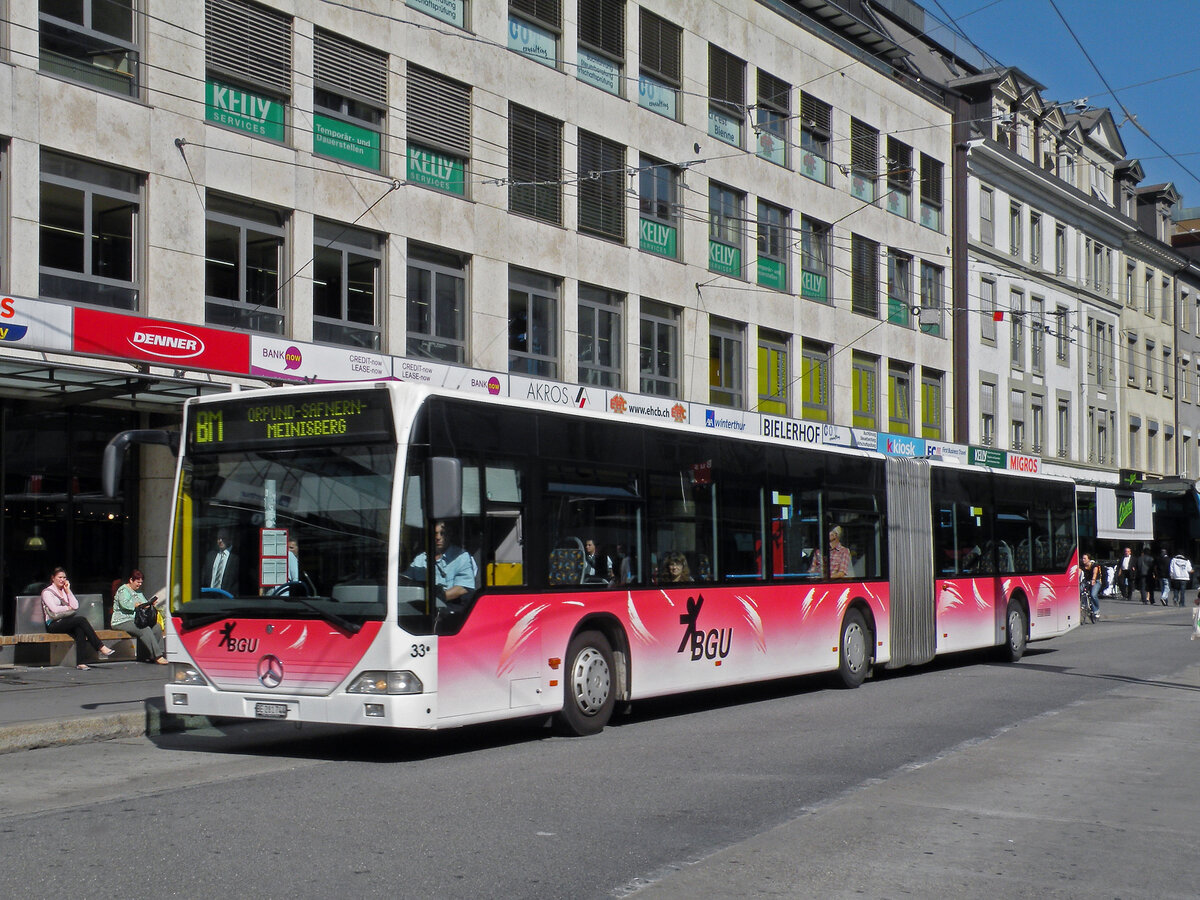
[41,567,116,670]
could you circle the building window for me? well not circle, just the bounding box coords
[980,278,996,342]
[981,381,996,446]
[885,137,912,218]
[40,0,138,96]
[921,369,943,439]
[640,299,679,397]
[508,267,559,377]
[919,155,942,231]
[1145,339,1155,391]
[1009,202,1022,257]
[980,187,994,245]
[757,328,788,415]
[509,0,561,68]
[509,104,562,224]
[1010,289,1024,369]
[1029,212,1041,266]
[204,194,285,334]
[1164,347,1173,397]
[312,220,381,350]
[1126,262,1136,308]
[1145,270,1155,316]
[850,119,878,202]
[406,0,466,28]
[1057,398,1070,458]
[1055,305,1069,362]
[39,151,140,310]
[1030,395,1044,454]
[407,65,471,196]
[578,130,626,242]
[799,93,831,184]
[1055,223,1066,275]
[851,234,879,318]
[205,0,292,143]
[1163,277,1172,323]
[757,200,789,291]
[313,30,386,171]
[888,362,912,435]
[800,218,830,303]
[407,243,467,364]
[707,44,744,148]
[801,340,830,422]
[578,0,625,96]
[1031,296,1045,375]
[887,250,911,327]
[708,182,744,277]
[578,284,623,387]
[919,262,943,336]
[638,9,680,120]
[755,69,789,167]
[639,155,679,259]
[709,317,744,408]
[851,352,878,429]
[1010,389,1025,452]
[1183,356,1191,404]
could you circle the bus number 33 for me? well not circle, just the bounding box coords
[411,643,431,658]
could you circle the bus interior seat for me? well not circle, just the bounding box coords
[548,537,585,586]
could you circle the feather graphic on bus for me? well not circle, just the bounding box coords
[496,603,548,677]
[626,594,656,645]
[938,582,965,614]
[973,580,989,610]
[736,595,766,653]
[800,586,818,620]
[287,626,308,650]
[834,587,851,618]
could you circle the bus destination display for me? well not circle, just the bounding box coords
[188,391,394,451]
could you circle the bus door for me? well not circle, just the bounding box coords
[885,456,936,668]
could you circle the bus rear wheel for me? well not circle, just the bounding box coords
[1002,601,1028,662]
[838,609,870,688]
[558,630,615,736]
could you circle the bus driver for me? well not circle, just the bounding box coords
[404,521,477,603]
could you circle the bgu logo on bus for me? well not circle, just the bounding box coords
[677,595,732,662]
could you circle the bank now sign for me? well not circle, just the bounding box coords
[73,309,250,374]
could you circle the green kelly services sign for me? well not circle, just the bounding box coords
[969,446,1007,468]
[407,145,466,195]
[206,81,284,142]
[314,114,381,170]
[640,218,677,257]
[757,257,786,290]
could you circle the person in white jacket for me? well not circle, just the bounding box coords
[1168,552,1194,608]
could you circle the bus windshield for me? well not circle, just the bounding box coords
[171,442,395,628]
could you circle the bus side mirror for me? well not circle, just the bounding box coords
[428,457,462,521]
[102,429,179,498]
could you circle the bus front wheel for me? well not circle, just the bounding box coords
[838,609,871,688]
[558,630,615,736]
[1002,601,1028,662]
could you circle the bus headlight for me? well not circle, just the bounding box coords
[170,663,208,686]
[347,670,424,695]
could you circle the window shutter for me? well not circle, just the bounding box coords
[407,64,471,158]
[510,0,562,29]
[708,45,744,112]
[510,104,562,224]
[800,94,830,138]
[640,10,680,84]
[757,70,788,113]
[850,119,878,177]
[887,137,912,188]
[314,29,387,107]
[578,131,625,240]
[579,0,624,57]
[921,156,943,205]
[206,0,292,97]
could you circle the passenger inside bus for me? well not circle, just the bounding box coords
[810,524,852,578]
[402,521,478,604]
[662,551,690,582]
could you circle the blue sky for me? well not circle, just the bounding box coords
[928,0,1200,207]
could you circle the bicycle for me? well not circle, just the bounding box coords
[1079,580,1097,624]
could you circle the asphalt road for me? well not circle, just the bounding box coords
[3,603,1197,899]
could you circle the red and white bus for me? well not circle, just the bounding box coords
[108,381,1079,735]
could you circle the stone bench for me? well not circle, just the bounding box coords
[0,594,137,667]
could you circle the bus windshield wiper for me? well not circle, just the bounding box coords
[280,594,361,633]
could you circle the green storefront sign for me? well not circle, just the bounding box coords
[709,241,741,276]
[407,145,466,195]
[314,114,381,170]
[206,81,284,142]
[757,257,786,291]
[640,218,676,257]
[800,269,827,302]
[969,446,1007,468]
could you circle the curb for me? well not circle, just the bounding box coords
[0,701,219,755]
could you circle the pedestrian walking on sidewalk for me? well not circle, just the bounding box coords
[1169,552,1193,608]
[1155,548,1172,606]
[112,568,167,664]
[41,567,116,670]
[1118,546,1134,600]
[1137,545,1155,604]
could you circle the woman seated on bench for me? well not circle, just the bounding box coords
[41,567,116,671]
[112,568,167,665]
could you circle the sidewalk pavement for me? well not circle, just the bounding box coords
[0,595,1181,755]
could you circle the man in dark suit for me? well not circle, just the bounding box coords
[203,533,239,594]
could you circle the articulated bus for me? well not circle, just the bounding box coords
[107,381,1078,735]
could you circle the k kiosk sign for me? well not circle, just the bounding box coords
[73,308,250,375]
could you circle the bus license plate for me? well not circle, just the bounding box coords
[255,702,289,719]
